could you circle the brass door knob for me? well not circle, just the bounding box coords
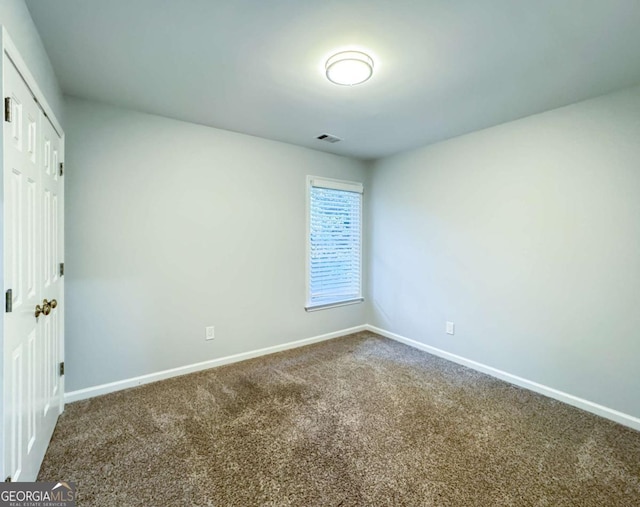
[35,299,57,318]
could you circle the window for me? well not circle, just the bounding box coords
[306,177,363,311]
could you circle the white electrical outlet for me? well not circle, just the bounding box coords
[446,321,455,335]
[205,326,215,341]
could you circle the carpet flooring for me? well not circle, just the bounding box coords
[39,332,640,506]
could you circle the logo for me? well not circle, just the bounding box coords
[0,481,76,507]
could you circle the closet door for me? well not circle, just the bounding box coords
[40,106,64,446]
[3,55,63,482]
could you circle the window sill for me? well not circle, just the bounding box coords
[305,298,364,312]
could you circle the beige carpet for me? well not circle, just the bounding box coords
[39,332,640,506]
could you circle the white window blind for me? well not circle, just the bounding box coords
[307,177,363,310]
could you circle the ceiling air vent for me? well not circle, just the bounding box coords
[316,133,342,143]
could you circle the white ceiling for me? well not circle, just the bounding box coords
[26,0,640,160]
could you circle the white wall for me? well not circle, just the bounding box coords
[368,86,640,419]
[64,97,368,392]
[0,0,64,122]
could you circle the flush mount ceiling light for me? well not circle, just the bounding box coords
[325,50,374,86]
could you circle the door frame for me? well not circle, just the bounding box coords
[0,25,65,481]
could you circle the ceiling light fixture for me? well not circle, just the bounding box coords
[325,50,374,86]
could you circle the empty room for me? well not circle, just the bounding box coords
[1,0,639,505]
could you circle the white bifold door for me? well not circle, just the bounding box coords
[3,54,64,482]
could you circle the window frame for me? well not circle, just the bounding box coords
[305,175,364,312]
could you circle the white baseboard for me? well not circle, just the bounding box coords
[65,323,640,433]
[65,325,367,403]
[366,325,640,432]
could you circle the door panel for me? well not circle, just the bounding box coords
[10,346,23,479]
[41,111,63,432]
[26,177,36,299]
[27,329,36,453]
[43,188,50,287]
[3,56,64,481]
